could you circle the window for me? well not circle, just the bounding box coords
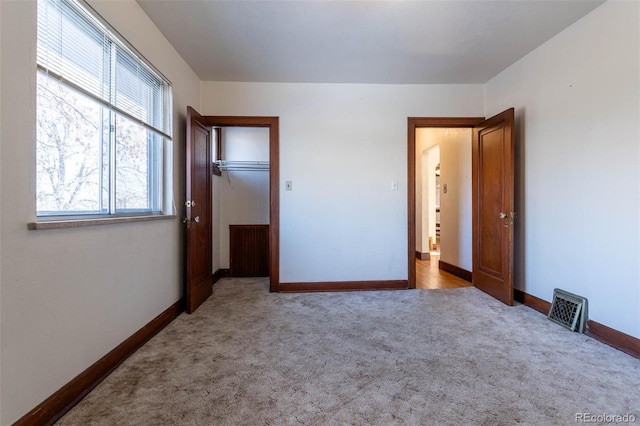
[36,0,172,217]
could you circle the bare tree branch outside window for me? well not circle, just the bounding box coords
[36,0,170,217]
[37,73,158,214]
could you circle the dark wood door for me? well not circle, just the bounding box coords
[472,108,515,305]
[185,107,212,313]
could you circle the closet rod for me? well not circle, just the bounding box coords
[219,167,269,171]
[215,160,269,171]
[216,161,269,165]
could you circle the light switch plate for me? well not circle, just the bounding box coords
[285,180,292,191]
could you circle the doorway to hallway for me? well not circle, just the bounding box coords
[407,110,516,306]
[414,126,475,289]
[415,255,471,289]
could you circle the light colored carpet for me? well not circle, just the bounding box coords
[57,278,639,425]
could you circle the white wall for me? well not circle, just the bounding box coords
[0,1,201,423]
[439,129,472,271]
[217,127,270,268]
[485,1,640,338]
[416,128,472,270]
[221,127,270,161]
[201,83,484,282]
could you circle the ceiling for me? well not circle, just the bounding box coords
[136,0,604,85]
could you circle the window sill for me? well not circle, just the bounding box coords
[28,214,176,230]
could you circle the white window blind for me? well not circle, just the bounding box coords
[36,0,173,216]
[37,0,172,140]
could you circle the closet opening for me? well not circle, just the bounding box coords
[185,110,279,312]
[214,127,270,278]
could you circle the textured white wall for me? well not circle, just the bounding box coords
[0,1,201,423]
[485,1,640,338]
[439,129,472,271]
[201,83,484,282]
[217,127,270,268]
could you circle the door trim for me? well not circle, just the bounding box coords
[407,117,485,289]
[202,116,280,292]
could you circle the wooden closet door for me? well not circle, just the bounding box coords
[185,107,212,313]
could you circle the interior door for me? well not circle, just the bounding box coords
[185,106,213,313]
[472,108,515,305]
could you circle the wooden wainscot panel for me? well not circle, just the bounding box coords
[229,225,269,277]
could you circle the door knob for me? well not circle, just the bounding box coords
[499,211,516,226]
[193,216,200,223]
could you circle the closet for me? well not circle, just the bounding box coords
[214,127,270,277]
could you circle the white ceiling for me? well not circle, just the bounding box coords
[136,0,604,84]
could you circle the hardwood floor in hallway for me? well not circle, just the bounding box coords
[416,255,472,289]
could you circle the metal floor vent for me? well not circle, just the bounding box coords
[548,288,588,333]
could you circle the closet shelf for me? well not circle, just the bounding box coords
[215,160,270,171]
